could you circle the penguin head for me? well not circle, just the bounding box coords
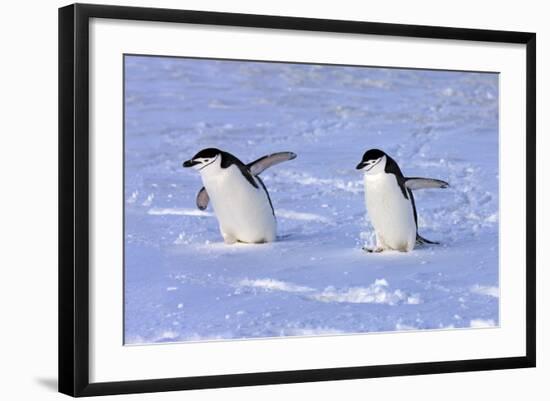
[356,149,387,175]
[183,148,222,172]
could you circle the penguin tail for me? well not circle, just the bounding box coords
[416,234,440,246]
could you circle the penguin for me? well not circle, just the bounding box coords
[183,148,297,244]
[355,149,449,252]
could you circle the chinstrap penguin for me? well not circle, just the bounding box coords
[356,149,449,252]
[183,148,296,244]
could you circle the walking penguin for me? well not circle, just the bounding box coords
[183,148,296,244]
[356,149,449,252]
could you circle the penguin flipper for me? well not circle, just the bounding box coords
[196,187,209,210]
[416,234,440,245]
[405,177,449,190]
[247,152,297,176]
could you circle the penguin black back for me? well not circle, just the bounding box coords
[218,151,259,189]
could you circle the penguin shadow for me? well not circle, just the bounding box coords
[277,233,293,241]
[275,232,323,243]
[275,232,313,244]
[360,240,443,255]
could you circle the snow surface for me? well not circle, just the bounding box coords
[124,56,499,344]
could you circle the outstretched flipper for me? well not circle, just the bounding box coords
[196,186,210,210]
[405,177,449,190]
[247,152,297,176]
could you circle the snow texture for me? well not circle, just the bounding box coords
[124,56,499,344]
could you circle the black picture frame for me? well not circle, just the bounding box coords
[58,3,536,397]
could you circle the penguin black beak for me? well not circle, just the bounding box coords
[356,161,366,170]
[183,160,199,168]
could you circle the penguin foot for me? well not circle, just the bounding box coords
[222,234,237,244]
[362,246,384,253]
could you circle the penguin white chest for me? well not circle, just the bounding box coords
[364,173,416,252]
[201,165,276,243]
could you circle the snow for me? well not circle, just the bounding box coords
[470,284,499,298]
[148,207,214,217]
[276,209,332,223]
[311,279,420,306]
[470,319,497,328]
[124,56,499,344]
[237,278,314,293]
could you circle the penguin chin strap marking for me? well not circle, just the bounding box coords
[197,155,218,171]
[364,158,381,172]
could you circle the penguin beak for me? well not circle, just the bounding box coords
[356,161,367,170]
[183,160,200,168]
